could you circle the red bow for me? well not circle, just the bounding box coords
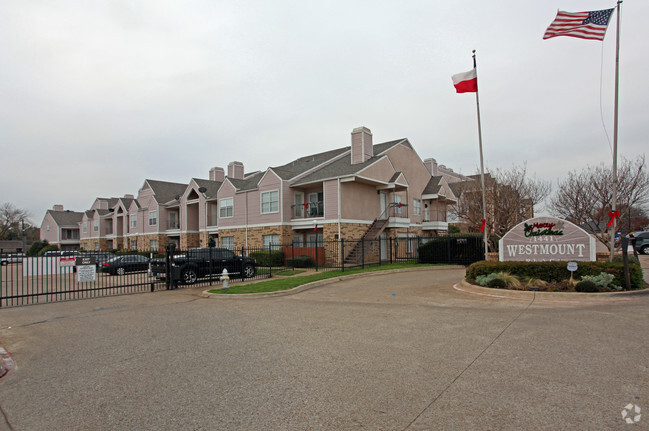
[607,210,620,228]
[480,219,486,232]
[398,202,401,208]
[304,202,308,209]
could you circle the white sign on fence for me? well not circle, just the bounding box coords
[76,265,96,283]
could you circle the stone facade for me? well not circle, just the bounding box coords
[140,234,171,253]
[180,233,200,250]
[218,225,294,248]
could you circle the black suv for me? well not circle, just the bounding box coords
[149,247,256,284]
[630,231,649,255]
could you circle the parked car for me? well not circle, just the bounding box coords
[80,251,116,268]
[149,247,256,284]
[101,255,150,275]
[630,231,649,255]
[0,253,23,265]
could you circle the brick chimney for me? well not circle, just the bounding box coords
[351,127,373,164]
[227,161,244,179]
[423,158,438,176]
[209,167,225,182]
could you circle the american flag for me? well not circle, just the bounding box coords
[543,8,614,41]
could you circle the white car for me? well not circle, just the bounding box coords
[0,254,23,265]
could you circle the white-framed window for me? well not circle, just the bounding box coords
[261,190,279,214]
[262,234,280,250]
[93,220,99,232]
[169,211,179,229]
[221,236,234,250]
[150,239,158,251]
[82,224,87,234]
[129,214,137,229]
[131,239,137,250]
[306,233,323,247]
[294,192,304,218]
[413,199,421,216]
[219,198,233,218]
[293,234,304,247]
[148,210,157,226]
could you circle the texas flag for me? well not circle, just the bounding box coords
[452,69,477,93]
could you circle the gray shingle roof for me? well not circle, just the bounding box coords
[193,178,222,199]
[290,139,409,186]
[227,171,265,192]
[271,147,350,180]
[423,176,444,195]
[145,179,189,203]
[47,210,84,226]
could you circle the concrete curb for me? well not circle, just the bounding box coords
[454,279,649,303]
[201,265,466,299]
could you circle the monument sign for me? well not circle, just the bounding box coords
[499,217,596,262]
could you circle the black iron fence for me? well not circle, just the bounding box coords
[1,236,483,307]
[0,250,165,308]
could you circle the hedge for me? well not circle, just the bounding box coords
[286,255,315,268]
[249,250,285,267]
[466,261,643,289]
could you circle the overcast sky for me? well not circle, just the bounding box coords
[1,0,646,226]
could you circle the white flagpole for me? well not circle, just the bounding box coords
[473,50,489,261]
[609,0,622,261]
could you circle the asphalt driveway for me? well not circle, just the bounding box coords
[0,267,647,430]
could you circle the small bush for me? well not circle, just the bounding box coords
[38,244,60,256]
[488,278,507,289]
[466,261,643,290]
[476,273,499,286]
[250,250,285,267]
[525,277,548,289]
[575,280,600,292]
[580,272,615,289]
[286,255,314,268]
[475,272,521,288]
[612,254,641,265]
[27,240,48,256]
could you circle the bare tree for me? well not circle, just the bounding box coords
[551,156,649,250]
[0,202,32,240]
[451,164,551,247]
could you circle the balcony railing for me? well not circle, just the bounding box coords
[379,202,409,220]
[423,209,447,222]
[291,201,324,219]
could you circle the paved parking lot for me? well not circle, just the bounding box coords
[0,266,647,430]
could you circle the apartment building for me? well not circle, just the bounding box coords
[40,205,84,250]
[47,126,466,253]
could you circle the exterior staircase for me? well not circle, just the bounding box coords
[343,217,388,264]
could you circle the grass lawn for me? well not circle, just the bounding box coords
[209,263,440,295]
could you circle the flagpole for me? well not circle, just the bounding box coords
[473,50,489,261]
[609,0,622,261]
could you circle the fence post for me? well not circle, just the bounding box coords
[269,246,272,278]
[361,238,365,269]
[378,236,381,266]
[341,239,345,272]
[291,242,295,271]
[315,242,319,272]
[389,238,393,264]
[447,236,451,264]
[165,245,171,290]
[0,248,3,307]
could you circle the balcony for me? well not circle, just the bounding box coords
[291,201,324,229]
[291,201,324,219]
[422,209,448,231]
